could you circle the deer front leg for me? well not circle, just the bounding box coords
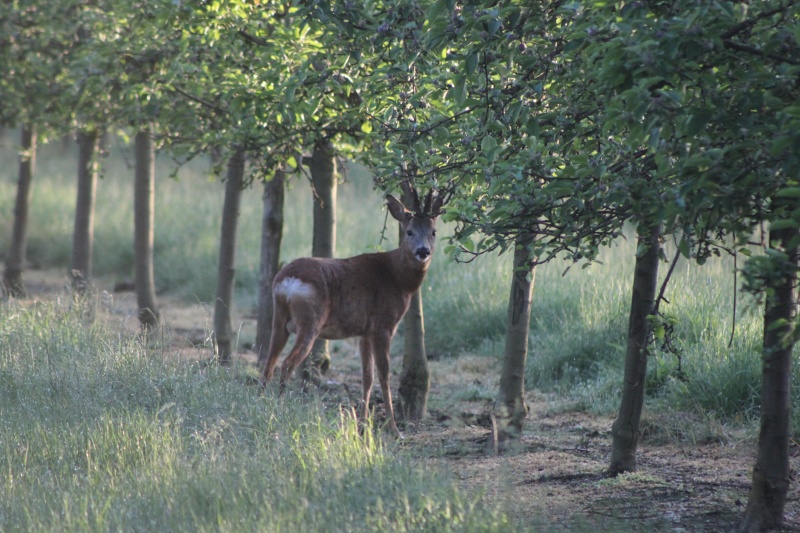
[359,337,374,420]
[372,333,402,439]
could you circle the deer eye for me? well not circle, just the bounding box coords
[432,230,437,237]
[406,230,413,237]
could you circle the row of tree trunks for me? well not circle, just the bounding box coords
[133,126,160,329]
[3,126,37,298]
[213,148,245,364]
[256,169,286,367]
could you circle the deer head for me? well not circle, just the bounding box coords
[386,183,444,265]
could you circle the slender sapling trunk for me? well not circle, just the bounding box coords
[213,148,245,365]
[496,234,536,439]
[133,125,160,329]
[256,169,285,366]
[71,128,100,294]
[608,224,661,475]
[3,126,37,298]
[738,224,798,532]
[304,139,336,381]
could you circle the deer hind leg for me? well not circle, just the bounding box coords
[372,333,402,438]
[260,304,290,386]
[359,337,374,420]
[278,297,324,389]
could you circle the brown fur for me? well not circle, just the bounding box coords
[259,194,439,437]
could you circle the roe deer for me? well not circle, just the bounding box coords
[260,187,443,437]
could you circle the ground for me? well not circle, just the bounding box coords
[19,269,800,532]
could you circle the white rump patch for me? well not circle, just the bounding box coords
[274,277,315,300]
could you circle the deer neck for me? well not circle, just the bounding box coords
[386,247,428,293]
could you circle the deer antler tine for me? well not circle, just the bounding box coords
[399,180,421,213]
[423,189,434,215]
[430,193,444,217]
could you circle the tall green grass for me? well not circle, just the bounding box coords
[0,299,508,532]
[0,132,793,435]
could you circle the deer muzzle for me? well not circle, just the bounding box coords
[414,247,431,262]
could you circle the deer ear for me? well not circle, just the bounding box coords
[386,194,412,223]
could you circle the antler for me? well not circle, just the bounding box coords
[400,180,422,214]
[429,192,444,217]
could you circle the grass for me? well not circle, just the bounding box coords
[0,299,508,532]
[0,131,795,439]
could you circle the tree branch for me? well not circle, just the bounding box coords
[723,39,800,66]
[170,85,226,114]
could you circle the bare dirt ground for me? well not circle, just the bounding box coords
[21,269,800,532]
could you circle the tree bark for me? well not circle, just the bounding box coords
[738,225,798,532]
[608,224,661,476]
[397,189,431,419]
[495,234,536,438]
[133,126,160,330]
[71,128,100,294]
[3,126,37,298]
[256,169,285,367]
[213,149,245,365]
[304,139,337,381]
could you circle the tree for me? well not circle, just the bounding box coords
[739,223,798,532]
[213,148,245,364]
[356,1,624,439]
[256,169,286,367]
[3,127,36,298]
[70,128,100,294]
[305,138,338,380]
[397,187,431,421]
[608,225,661,474]
[553,4,799,525]
[0,1,80,297]
[133,125,160,329]
[495,234,535,439]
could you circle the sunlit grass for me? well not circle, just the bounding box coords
[0,299,508,532]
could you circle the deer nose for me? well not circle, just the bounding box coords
[415,247,431,261]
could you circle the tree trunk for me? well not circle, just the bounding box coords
[3,126,36,297]
[738,225,798,532]
[213,149,245,365]
[3,126,36,298]
[397,190,431,421]
[495,234,536,439]
[303,139,337,381]
[608,224,661,476]
[71,128,100,294]
[256,169,285,367]
[133,126,160,330]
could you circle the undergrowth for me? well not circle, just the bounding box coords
[0,299,508,532]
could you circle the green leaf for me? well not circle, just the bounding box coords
[685,109,712,136]
[466,52,478,76]
[769,219,800,231]
[678,238,690,259]
[775,187,800,199]
[360,120,373,134]
[481,134,498,156]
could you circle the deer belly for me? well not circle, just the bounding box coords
[319,324,349,340]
